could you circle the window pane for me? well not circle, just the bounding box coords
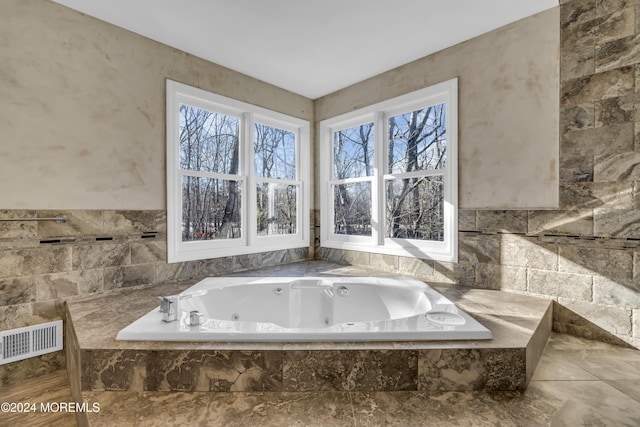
[333,123,374,179]
[386,176,443,241]
[388,104,446,174]
[333,182,371,236]
[179,104,239,174]
[256,183,297,236]
[182,176,242,241]
[254,123,296,180]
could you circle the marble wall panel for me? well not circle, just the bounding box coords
[561,66,634,105]
[475,263,527,291]
[81,349,150,391]
[0,246,71,279]
[103,264,155,290]
[458,232,501,265]
[558,245,633,283]
[398,257,435,280]
[149,350,283,392]
[476,210,528,234]
[36,210,103,239]
[458,210,477,231]
[131,240,166,264]
[72,243,131,270]
[593,275,640,308]
[527,209,594,236]
[592,6,637,43]
[595,33,640,72]
[500,235,559,270]
[528,269,593,301]
[418,348,527,391]
[283,350,417,392]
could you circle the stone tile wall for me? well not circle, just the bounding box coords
[0,209,309,386]
[318,0,640,348]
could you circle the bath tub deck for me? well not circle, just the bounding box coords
[65,261,552,426]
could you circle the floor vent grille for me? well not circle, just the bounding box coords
[0,320,63,365]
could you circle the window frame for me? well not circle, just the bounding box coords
[320,78,458,262]
[166,80,310,263]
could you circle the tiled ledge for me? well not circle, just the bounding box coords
[66,261,552,394]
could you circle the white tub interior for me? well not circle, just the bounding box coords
[116,276,492,342]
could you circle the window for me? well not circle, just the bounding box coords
[320,79,458,262]
[166,80,310,262]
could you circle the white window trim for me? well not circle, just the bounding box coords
[320,78,458,262]
[166,80,310,263]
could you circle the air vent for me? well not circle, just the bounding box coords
[0,320,63,365]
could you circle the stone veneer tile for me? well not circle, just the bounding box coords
[283,350,417,391]
[81,349,150,391]
[560,148,594,182]
[476,210,528,233]
[593,275,640,308]
[558,245,633,283]
[594,151,640,181]
[199,256,236,277]
[36,210,103,238]
[103,210,157,235]
[232,253,262,271]
[595,93,639,127]
[556,298,633,336]
[0,246,71,279]
[0,303,33,330]
[148,350,283,392]
[561,44,596,82]
[595,33,640,72]
[369,253,398,272]
[343,250,369,266]
[458,209,477,231]
[596,0,640,17]
[72,242,130,269]
[528,269,593,301]
[432,262,476,286]
[500,234,559,270]
[594,208,640,238]
[592,6,637,44]
[0,210,37,239]
[103,264,155,290]
[560,103,596,132]
[475,263,527,291]
[561,0,597,30]
[418,348,527,391]
[155,261,198,283]
[76,269,104,295]
[561,66,635,105]
[528,209,594,236]
[397,256,434,279]
[560,182,634,210]
[0,277,36,306]
[131,240,166,264]
[633,309,639,337]
[34,272,81,301]
[562,122,634,158]
[458,232,501,265]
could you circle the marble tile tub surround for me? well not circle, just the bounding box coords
[318,0,640,348]
[73,333,640,427]
[66,261,552,394]
[0,209,309,387]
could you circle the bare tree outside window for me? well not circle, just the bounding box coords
[254,123,298,236]
[332,123,374,236]
[386,104,446,241]
[179,104,241,241]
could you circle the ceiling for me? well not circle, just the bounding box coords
[51,0,558,99]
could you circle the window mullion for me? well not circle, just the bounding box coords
[374,111,385,247]
[245,112,255,247]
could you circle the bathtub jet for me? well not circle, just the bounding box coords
[116,277,492,342]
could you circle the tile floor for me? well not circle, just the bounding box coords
[1,333,639,426]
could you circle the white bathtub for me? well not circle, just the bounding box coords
[116,276,492,342]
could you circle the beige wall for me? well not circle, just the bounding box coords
[0,0,313,210]
[315,9,560,210]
